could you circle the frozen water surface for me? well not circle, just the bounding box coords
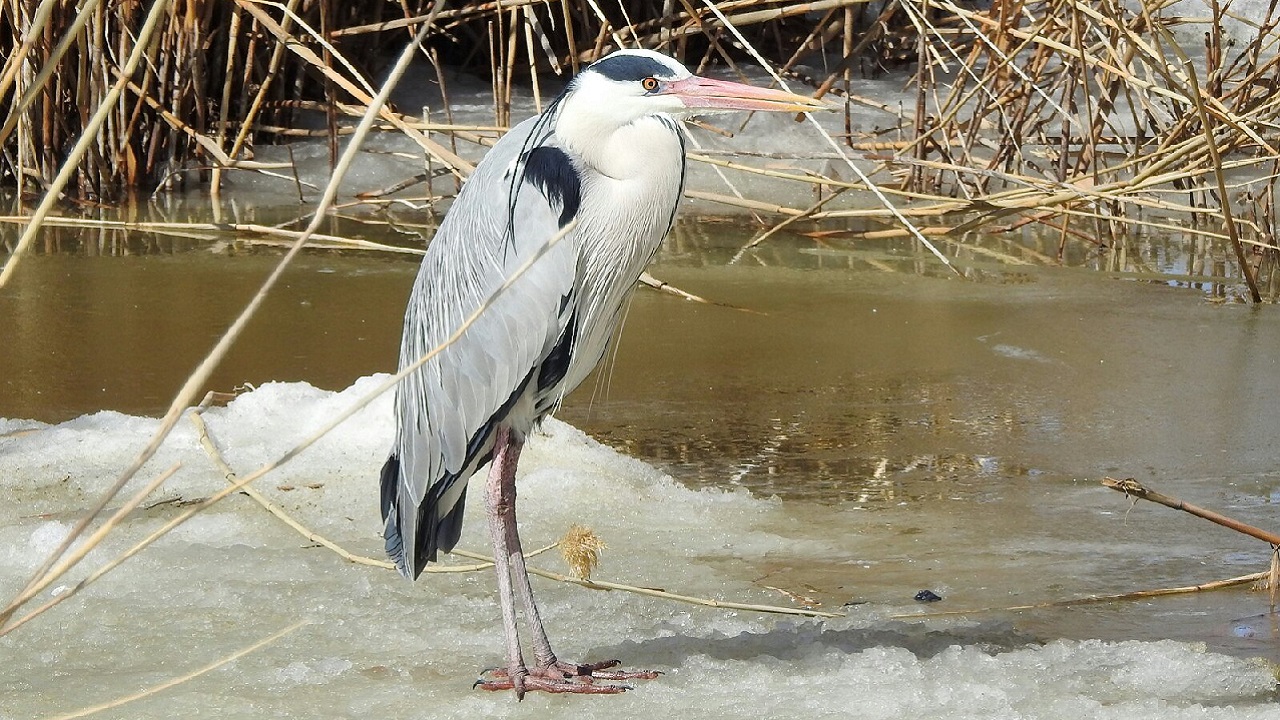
[3,374,1280,718]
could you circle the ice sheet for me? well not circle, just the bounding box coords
[2,378,1278,718]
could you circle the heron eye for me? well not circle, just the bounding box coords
[641,77,660,92]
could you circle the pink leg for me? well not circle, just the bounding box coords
[507,471,657,683]
[476,426,658,697]
[483,425,530,698]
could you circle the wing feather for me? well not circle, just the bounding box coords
[382,112,583,578]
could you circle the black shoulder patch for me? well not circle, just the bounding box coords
[522,146,581,227]
[592,54,676,82]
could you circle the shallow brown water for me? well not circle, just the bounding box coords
[4,219,1280,663]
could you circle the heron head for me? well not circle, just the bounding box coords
[563,49,828,127]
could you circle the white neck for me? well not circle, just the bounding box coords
[553,79,686,179]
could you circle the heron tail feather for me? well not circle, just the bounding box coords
[379,454,412,577]
[381,453,469,580]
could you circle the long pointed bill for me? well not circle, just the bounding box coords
[663,76,831,113]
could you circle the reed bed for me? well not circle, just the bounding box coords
[0,0,914,197]
[886,0,1280,301]
[2,0,1278,296]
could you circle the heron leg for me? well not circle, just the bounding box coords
[509,528,644,680]
[483,425,529,699]
[475,426,656,695]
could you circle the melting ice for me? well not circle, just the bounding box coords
[1,377,1278,718]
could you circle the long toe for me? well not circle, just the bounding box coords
[475,666,529,699]
[477,659,658,695]
[526,676,630,694]
[546,659,662,682]
[476,669,629,695]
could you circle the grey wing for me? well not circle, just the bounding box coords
[381,116,581,579]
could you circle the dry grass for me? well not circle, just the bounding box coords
[560,523,608,580]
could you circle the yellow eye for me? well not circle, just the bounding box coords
[641,77,660,92]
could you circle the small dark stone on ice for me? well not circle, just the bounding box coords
[914,589,943,603]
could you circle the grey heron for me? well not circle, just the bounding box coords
[380,49,825,697]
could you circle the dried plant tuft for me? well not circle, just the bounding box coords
[560,524,607,581]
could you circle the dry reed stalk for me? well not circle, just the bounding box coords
[638,270,719,304]
[189,407,394,572]
[187,390,828,623]
[1,16,443,632]
[0,0,173,289]
[188,400,517,573]
[209,2,244,198]
[1180,55,1262,301]
[0,215,420,250]
[43,620,306,720]
[732,185,851,261]
[447,549,843,618]
[893,571,1273,619]
[1102,477,1280,546]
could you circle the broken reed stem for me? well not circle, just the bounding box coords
[731,186,851,262]
[894,571,1271,619]
[515,470,1280,622]
[638,270,729,307]
[1101,476,1280,546]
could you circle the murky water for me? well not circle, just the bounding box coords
[4,217,1280,717]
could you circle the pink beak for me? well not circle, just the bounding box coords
[662,75,830,113]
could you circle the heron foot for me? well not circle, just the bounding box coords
[475,660,659,696]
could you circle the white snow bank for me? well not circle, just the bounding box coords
[2,378,1278,719]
